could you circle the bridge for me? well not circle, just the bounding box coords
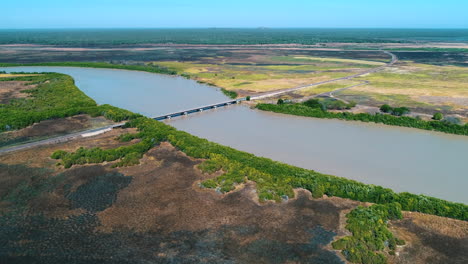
[154,98,246,121]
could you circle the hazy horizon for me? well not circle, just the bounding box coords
[1,27,468,30]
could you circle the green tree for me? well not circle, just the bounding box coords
[380,104,393,113]
[303,99,322,109]
[392,107,410,116]
[277,98,284,105]
[432,112,443,120]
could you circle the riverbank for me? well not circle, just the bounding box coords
[256,103,468,136]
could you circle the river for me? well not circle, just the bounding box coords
[3,66,468,203]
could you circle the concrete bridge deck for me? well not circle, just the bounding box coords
[152,98,246,121]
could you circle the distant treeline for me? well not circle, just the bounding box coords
[0,62,177,75]
[0,73,141,132]
[256,102,468,136]
[1,29,468,46]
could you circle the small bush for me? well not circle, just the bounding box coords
[380,104,393,113]
[443,116,462,125]
[392,107,410,116]
[51,150,68,160]
[303,99,322,109]
[432,112,444,120]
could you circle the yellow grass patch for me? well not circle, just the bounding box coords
[353,63,468,98]
[296,80,361,96]
[0,74,39,78]
[293,56,386,66]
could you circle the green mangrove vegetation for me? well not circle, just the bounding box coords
[51,116,468,221]
[379,104,410,116]
[303,98,356,110]
[256,101,468,136]
[50,114,467,263]
[0,73,141,132]
[332,203,405,264]
[0,62,177,75]
[220,88,238,99]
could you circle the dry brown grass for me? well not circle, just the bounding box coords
[0,80,35,104]
[403,211,468,239]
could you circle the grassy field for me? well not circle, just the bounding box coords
[153,54,381,93]
[294,80,362,96]
[335,61,468,116]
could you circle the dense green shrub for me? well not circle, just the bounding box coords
[379,104,409,116]
[432,112,444,120]
[443,116,462,125]
[256,103,468,136]
[322,99,356,110]
[220,88,238,99]
[303,99,323,109]
[332,203,403,264]
[0,62,177,75]
[0,73,141,132]
[391,107,410,116]
[380,104,393,113]
[277,98,284,105]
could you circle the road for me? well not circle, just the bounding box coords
[0,51,397,155]
[294,81,370,104]
[0,123,124,155]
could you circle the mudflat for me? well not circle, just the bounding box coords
[0,128,466,263]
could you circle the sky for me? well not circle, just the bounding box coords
[2,0,468,29]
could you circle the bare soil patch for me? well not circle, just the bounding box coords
[389,212,468,264]
[0,80,35,104]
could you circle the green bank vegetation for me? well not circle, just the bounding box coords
[52,116,468,219]
[0,73,140,132]
[0,62,177,75]
[257,100,468,136]
[303,98,357,110]
[332,203,405,264]
[220,88,238,99]
[379,104,410,116]
[51,115,466,264]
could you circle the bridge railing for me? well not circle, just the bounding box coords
[152,98,246,121]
